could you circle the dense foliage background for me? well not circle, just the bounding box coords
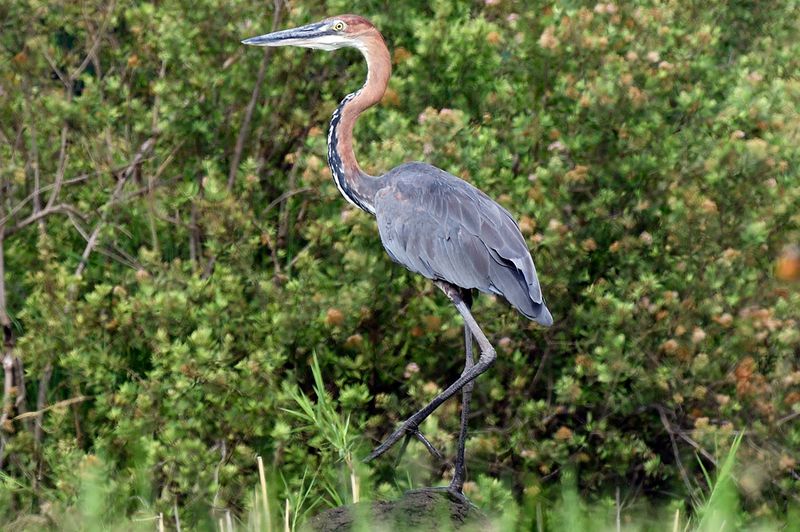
[1,0,799,528]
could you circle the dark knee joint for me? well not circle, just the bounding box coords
[435,280,463,302]
[478,347,496,368]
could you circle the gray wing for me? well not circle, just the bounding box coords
[374,165,552,326]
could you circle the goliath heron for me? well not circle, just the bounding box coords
[243,15,552,495]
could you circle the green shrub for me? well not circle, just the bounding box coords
[1,0,798,528]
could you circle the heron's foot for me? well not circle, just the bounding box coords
[407,486,480,512]
[365,420,442,463]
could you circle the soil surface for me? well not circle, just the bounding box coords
[302,488,492,531]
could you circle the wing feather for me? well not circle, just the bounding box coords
[374,163,552,325]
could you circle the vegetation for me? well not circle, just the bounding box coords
[1,0,798,529]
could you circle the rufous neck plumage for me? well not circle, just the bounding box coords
[326,26,391,214]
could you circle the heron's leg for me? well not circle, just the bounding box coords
[450,319,474,493]
[366,282,496,463]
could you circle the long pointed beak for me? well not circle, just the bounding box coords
[242,21,329,47]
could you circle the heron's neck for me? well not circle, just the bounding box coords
[327,35,391,215]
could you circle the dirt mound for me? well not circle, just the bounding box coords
[303,488,492,531]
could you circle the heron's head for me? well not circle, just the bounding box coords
[242,15,381,52]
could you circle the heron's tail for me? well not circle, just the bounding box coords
[535,304,553,327]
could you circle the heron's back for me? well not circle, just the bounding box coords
[374,162,552,326]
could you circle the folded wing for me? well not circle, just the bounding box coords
[374,164,552,326]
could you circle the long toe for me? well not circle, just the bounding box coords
[365,424,408,462]
[414,486,480,511]
[411,429,443,461]
[365,421,442,463]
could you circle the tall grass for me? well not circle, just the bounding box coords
[2,426,792,531]
[283,353,364,506]
[204,424,788,531]
[0,359,786,531]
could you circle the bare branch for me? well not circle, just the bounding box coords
[13,394,90,422]
[0,116,12,150]
[227,0,284,190]
[12,357,31,433]
[189,202,199,263]
[0,321,23,469]
[69,0,117,81]
[34,363,53,448]
[0,348,12,469]
[146,59,169,253]
[673,426,718,466]
[45,124,70,211]
[0,159,159,230]
[152,59,167,132]
[118,141,183,204]
[66,210,142,271]
[0,181,17,463]
[22,80,43,229]
[657,406,697,503]
[262,187,313,216]
[0,240,8,330]
[777,410,800,426]
[2,177,87,227]
[41,48,68,88]
[75,137,156,277]
[277,148,304,246]
[4,203,86,238]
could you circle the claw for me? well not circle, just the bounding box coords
[406,486,481,511]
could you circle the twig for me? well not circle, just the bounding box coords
[11,395,89,421]
[0,166,135,228]
[201,257,216,280]
[69,0,116,81]
[0,196,20,467]
[173,500,182,532]
[0,118,12,151]
[211,440,225,509]
[22,80,43,230]
[0,324,20,468]
[112,152,183,207]
[12,357,31,433]
[672,426,718,466]
[0,239,8,331]
[286,242,312,272]
[1,346,13,427]
[34,362,53,448]
[41,49,68,88]
[276,148,304,246]
[44,124,70,211]
[530,342,552,388]
[262,187,313,217]
[657,406,696,501]
[71,392,83,447]
[227,0,284,190]
[147,60,168,252]
[189,201,199,263]
[0,434,6,470]
[776,410,800,426]
[75,137,156,277]
[4,203,86,238]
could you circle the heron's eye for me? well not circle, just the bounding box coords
[332,21,345,32]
